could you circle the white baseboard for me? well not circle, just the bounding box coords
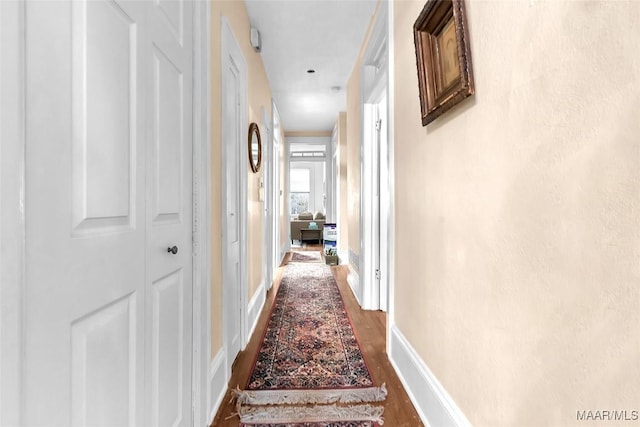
[347,264,361,306]
[247,282,266,339]
[338,250,348,266]
[280,242,290,263]
[278,247,288,266]
[207,349,227,424]
[389,325,472,427]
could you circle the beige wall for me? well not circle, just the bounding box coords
[393,1,640,426]
[346,40,363,268]
[337,112,349,251]
[210,0,272,357]
[346,71,360,267]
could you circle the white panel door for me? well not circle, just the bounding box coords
[23,1,193,426]
[24,2,146,425]
[222,51,243,365]
[146,1,193,426]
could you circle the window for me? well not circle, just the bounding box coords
[290,168,310,215]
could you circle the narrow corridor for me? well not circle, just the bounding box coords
[212,246,423,426]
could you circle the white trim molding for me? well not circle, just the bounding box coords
[261,106,273,294]
[207,349,227,425]
[385,0,396,354]
[347,264,361,306]
[247,282,266,340]
[389,325,472,427]
[359,2,390,312]
[338,250,349,268]
[1,2,25,425]
[269,101,282,290]
[192,1,211,426]
[280,242,290,264]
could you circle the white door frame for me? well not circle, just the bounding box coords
[282,135,291,255]
[262,101,283,290]
[220,16,249,374]
[359,2,390,311]
[192,1,212,426]
[261,106,272,292]
[271,102,283,266]
[329,128,339,223]
[385,1,396,352]
[0,2,211,425]
[286,136,330,229]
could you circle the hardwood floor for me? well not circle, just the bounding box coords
[211,245,423,426]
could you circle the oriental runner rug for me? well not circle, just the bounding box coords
[241,423,379,427]
[240,421,380,427]
[234,262,386,424]
[290,250,323,262]
[238,403,383,425]
[241,422,380,427]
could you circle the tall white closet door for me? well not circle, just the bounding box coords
[145,1,193,426]
[23,1,193,426]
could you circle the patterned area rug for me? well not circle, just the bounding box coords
[235,262,386,424]
[290,251,323,262]
[241,423,379,427]
[238,403,383,426]
[241,424,378,427]
[241,417,380,426]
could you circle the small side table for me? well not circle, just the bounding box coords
[300,228,323,244]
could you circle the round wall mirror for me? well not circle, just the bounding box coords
[248,122,262,173]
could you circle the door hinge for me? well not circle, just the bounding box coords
[375,119,382,131]
[375,269,380,280]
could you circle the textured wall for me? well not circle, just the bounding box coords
[393,0,640,425]
[210,0,272,357]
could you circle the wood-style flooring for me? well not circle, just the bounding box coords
[211,244,424,426]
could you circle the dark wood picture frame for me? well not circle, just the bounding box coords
[414,0,474,126]
[248,122,262,173]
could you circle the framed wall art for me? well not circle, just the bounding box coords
[248,122,262,173]
[414,0,475,126]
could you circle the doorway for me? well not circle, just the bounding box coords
[264,102,283,290]
[360,3,390,312]
[221,16,248,376]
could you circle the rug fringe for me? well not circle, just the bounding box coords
[233,383,387,406]
[289,250,323,263]
[237,403,385,425]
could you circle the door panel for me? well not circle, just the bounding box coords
[72,0,137,234]
[71,293,137,427]
[147,1,193,425]
[151,45,183,224]
[225,66,239,244]
[25,1,146,425]
[151,269,185,427]
[223,44,242,363]
[156,0,183,43]
[24,1,193,425]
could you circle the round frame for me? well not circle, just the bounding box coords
[248,122,262,173]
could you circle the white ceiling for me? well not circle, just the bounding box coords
[245,0,378,132]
